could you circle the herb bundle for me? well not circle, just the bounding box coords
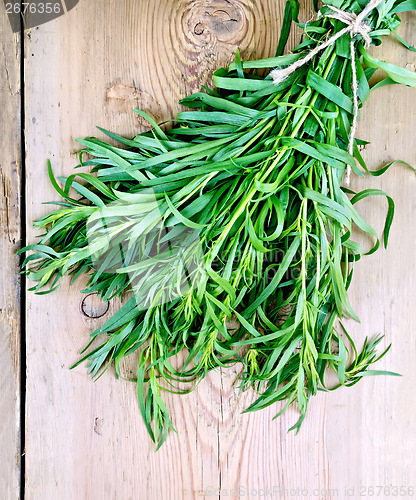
[21,0,416,448]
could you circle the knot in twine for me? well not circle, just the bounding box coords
[323,6,373,46]
[270,0,383,185]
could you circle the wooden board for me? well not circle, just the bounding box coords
[4,0,415,498]
[325,23,416,492]
[0,9,21,500]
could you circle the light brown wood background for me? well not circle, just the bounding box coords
[0,5,21,500]
[1,1,415,499]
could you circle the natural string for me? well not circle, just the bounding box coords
[270,0,384,185]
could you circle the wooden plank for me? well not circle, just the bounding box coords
[326,16,416,496]
[24,2,416,500]
[0,7,21,500]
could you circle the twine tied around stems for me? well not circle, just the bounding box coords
[270,0,384,185]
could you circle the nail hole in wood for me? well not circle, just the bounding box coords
[194,23,204,35]
[80,293,109,319]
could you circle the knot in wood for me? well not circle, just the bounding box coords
[186,0,246,43]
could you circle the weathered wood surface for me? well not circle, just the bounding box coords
[327,20,416,491]
[0,8,21,500]
[0,0,413,498]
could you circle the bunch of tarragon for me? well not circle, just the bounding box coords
[21,0,416,448]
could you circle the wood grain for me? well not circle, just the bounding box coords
[0,7,21,500]
[20,1,416,499]
[326,19,416,494]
